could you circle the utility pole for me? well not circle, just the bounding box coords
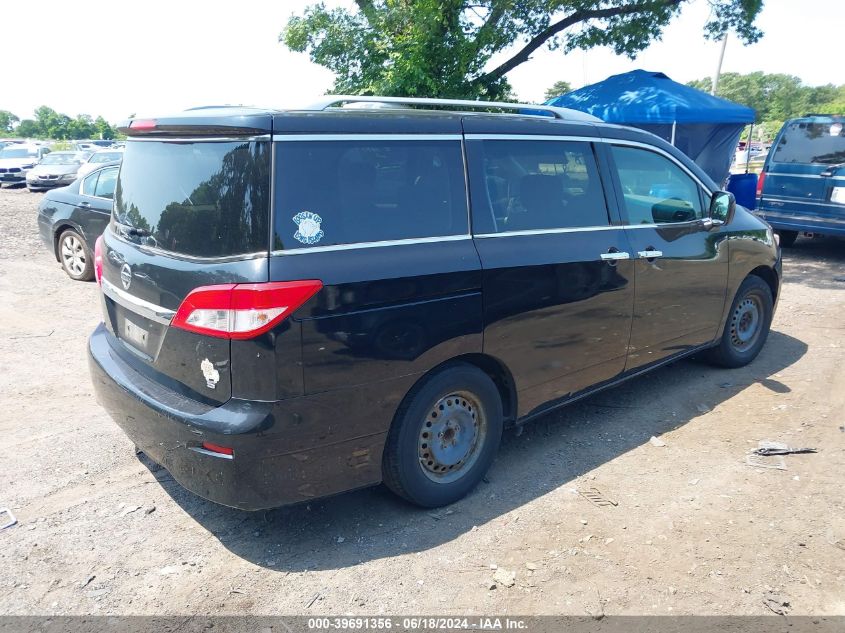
[711,33,728,96]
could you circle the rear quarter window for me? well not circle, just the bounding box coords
[273,139,468,251]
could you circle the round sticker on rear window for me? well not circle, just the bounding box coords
[293,211,324,245]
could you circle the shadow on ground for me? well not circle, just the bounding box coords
[780,235,845,290]
[140,330,807,572]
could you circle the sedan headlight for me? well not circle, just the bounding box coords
[61,173,77,180]
[21,163,36,170]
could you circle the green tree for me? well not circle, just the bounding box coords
[67,114,96,140]
[282,0,763,100]
[688,72,845,122]
[8,107,120,140]
[544,80,572,102]
[93,116,116,140]
[16,119,40,138]
[32,106,72,139]
[0,110,19,133]
[813,101,845,115]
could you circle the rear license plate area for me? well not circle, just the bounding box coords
[831,187,845,205]
[123,319,149,350]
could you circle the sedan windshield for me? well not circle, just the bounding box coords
[0,147,38,159]
[91,152,122,163]
[41,153,79,165]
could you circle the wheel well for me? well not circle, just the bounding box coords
[448,353,518,424]
[748,266,779,302]
[52,224,75,261]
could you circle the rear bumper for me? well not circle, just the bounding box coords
[37,213,53,252]
[88,323,388,510]
[755,208,845,237]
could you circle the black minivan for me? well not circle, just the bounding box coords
[88,97,781,510]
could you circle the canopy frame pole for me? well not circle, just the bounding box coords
[746,122,754,174]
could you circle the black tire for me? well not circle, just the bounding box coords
[776,230,798,248]
[704,275,773,368]
[382,363,503,507]
[57,229,94,281]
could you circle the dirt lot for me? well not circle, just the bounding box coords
[1,184,843,617]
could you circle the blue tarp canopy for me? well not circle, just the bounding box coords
[547,70,755,184]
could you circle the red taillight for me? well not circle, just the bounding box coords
[94,235,104,286]
[756,171,766,196]
[171,280,323,339]
[129,119,157,130]
[201,442,234,456]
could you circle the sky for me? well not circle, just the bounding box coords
[2,0,841,123]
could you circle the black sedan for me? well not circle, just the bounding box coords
[37,162,119,281]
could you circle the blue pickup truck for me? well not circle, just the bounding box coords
[756,115,845,246]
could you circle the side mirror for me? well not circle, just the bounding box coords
[709,190,736,225]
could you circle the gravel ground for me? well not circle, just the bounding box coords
[0,183,843,616]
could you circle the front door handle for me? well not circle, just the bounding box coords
[637,249,664,259]
[600,251,630,261]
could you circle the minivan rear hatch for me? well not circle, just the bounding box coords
[99,112,273,405]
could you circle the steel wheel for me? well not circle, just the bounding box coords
[382,363,503,507]
[704,275,773,368]
[729,295,763,352]
[418,391,487,483]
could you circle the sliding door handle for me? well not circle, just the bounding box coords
[637,249,664,259]
[600,251,630,261]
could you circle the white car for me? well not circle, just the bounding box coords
[77,148,124,178]
[0,144,51,186]
[25,151,90,192]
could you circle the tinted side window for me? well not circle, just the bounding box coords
[82,171,99,196]
[94,167,118,199]
[611,146,704,225]
[273,140,467,250]
[466,139,609,233]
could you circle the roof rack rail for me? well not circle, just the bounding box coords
[299,95,600,122]
[184,105,245,111]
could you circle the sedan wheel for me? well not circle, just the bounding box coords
[58,229,94,281]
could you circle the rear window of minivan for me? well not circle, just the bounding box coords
[771,120,845,165]
[273,139,467,251]
[114,140,270,258]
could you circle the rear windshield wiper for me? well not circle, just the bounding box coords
[821,162,845,176]
[114,221,151,238]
